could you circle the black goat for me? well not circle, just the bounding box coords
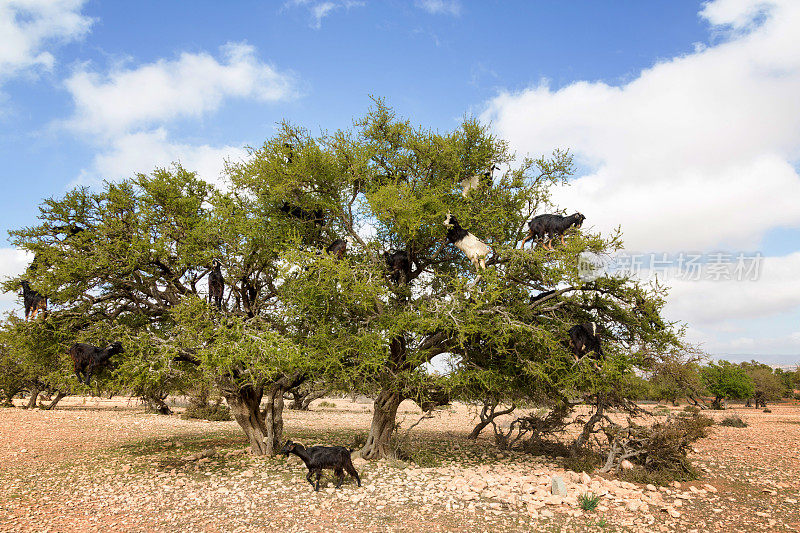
[68,341,125,385]
[384,249,413,284]
[521,213,585,250]
[208,258,225,309]
[20,280,46,320]
[280,202,325,227]
[326,238,351,260]
[281,440,361,491]
[568,322,603,362]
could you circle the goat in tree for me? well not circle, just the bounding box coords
[461,164,498,197]
[280,202,325,227]
[383,249,413,284]
[443,213,489,272]
[568,322,603,362]
[208,258,225,309]
[325,237,352,260]
[68,341,125,385]
[20,280,46,320]
[281,440,361,491]
[521,213,585,250]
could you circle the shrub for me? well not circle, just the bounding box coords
[578,492,602,511]
[317,400,336,408]
[683,405,700,414]
[719,415,747,428]
[762,408,772,413]
[182,403,231,421]
[604,413,713,483]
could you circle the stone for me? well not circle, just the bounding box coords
[646,484,657,492]
[551,475,567,496]
[620,460,634,470]
[580,472,592,485]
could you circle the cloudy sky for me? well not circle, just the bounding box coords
[0,0,798,365]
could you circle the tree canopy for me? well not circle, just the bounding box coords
[3,101,694,458]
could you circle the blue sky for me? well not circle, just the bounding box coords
[1,0,799,365]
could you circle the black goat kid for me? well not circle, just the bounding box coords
[383,249,413,284]
[568,322,603,362]
[208,258,225,309]
[522,212,585,250]
[281,440,361,491]
[20,280,46,320]
[68,341,125,385]
[280,202,325,227]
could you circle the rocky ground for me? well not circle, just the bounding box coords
[0,397,798,532]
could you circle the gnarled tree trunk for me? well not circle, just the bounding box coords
[263,384,285,454]
[43,391,67,410]
[359,389,402,460]
[225,385,270,455]
[25,386,40,409]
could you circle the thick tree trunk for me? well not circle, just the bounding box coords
[225,386,270,456]
[263,384,285,454]
[43,391,67,410]
[25,386,40,409]
[359,389,402,460]
[145,394,173,415]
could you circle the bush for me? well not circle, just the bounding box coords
[683,405,700,414]
[719,415,747,428]
[762,408,772,413]
[181,403,231,421]
[317,400,336,408]
[605,413,713,483]
[578,492,602,511]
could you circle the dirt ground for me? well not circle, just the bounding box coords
[0,397,798,532]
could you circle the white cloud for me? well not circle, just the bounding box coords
[0,247,34,315]
[659,252,800,324]
[284,0,365,29]
[414,0,461,16]
[64,42,296,137]
[482,0,800,252]
[74,128,248,190]
[0,0,93,82]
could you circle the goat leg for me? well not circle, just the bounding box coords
[306,470,315,488]
[335,468,344,488]
[314,471,322,492]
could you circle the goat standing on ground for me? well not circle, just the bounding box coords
[68,341,125,385]
[384,249,413,284]
[443,214,489,272]
[281,440,361,491]
[568,322,603,362]
[521,213,585,250]
[20,281,46,320]
[208,259,225,309]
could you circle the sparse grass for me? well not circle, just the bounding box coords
[181,403,231,421]
[563,451,602,473]
[619,464,700,486]
[578,491,601,511]
[720,415,748,428]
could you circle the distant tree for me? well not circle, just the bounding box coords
[773,367,800,398]
[739,361,784,407]
[650,355,706,406]
[701,361,754,409]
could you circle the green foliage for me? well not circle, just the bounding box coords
[578,492,602,511]
[701,361,754,406]
[739,361,784,403]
